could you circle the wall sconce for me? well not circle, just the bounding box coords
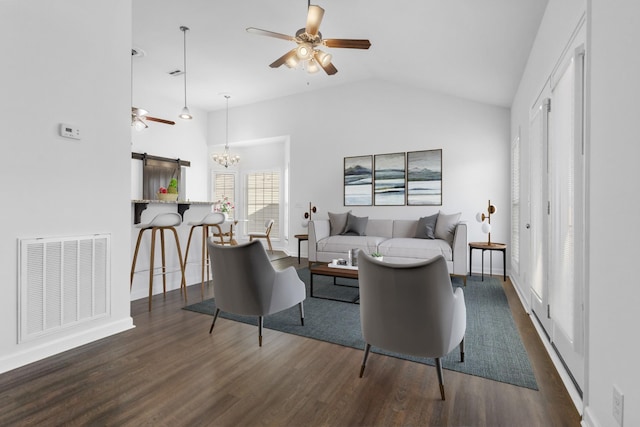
[475,200,496,245]
[301,202,317,228]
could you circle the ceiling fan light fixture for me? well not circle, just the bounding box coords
[315,50,332,67]
[285,55,299,68]
[306,59,320,74]
[132,107,148,117]
[296,42,314,60]
[132,116,148,131]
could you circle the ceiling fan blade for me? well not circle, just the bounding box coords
[270,49,298,68]
[323,39,372,49]
[145,116,176,125]
[246,27,295,42]
[319,60,338,76]
[305,5,325,36]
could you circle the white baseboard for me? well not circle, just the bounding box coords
[581,406,600,427]
[0,317,134,375]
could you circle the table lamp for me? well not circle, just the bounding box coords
[475,200,496,245]
[301,202,317,228]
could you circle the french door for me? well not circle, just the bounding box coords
[529,42,585,393]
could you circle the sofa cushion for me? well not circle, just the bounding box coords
[328,211,350,235]
[366,219,395,238]
[415,213,439,239]
[341,213,368,236]
[378,238,453,261]
[317,235,388,256]
[435,211,461,245]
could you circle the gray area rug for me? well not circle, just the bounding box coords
[183,270,538,390]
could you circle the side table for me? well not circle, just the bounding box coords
[294,234,309,264]
[469,241,507,281]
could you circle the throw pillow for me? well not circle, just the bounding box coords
[415,213,439,239]
[341,213,368,236]
[434,211,461,245]
[328,211,351,236]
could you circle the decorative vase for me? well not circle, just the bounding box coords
[222,212,229,221]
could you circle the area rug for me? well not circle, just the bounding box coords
[183,270,538,390]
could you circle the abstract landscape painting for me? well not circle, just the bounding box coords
[374,153,406,206]
[407,149,442,205]
[344,155,372,206]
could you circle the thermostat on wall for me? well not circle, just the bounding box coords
[59,123,81,140]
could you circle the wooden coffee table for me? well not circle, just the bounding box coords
[309,263,359,303]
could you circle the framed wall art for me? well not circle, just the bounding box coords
[344,155,372,206]
[374,152,406,206]
[407,149,442,206]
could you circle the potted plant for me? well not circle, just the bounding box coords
[157,178,179,201]
[371,252,383,261]
[215,196,234,219]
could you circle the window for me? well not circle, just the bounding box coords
[511,135,520,273]
[246,171,280,239]
[214,173,235,220]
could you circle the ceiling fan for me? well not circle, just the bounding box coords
[131,107,175,130]
[131,48,175,130]
[246,3,371,75]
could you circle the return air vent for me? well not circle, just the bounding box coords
[18,234,110,343]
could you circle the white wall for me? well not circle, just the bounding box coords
[207,79,511,272]
[585,2,640,426]
[131,91,209,201]
[0,0,134,373]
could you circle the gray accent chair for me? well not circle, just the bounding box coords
[358,254,466,400]
[207,239,306,346]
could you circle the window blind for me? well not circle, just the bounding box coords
[246,171,280,239]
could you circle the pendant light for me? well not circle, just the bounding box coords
[211,95,240,168]
[179,26,192,120]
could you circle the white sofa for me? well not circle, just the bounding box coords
[308,218,467,280]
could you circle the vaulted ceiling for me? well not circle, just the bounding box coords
[133,0,548,112]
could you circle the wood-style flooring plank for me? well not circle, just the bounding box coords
[0,257,581,426]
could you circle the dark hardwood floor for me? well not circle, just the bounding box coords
[0,257,581,426]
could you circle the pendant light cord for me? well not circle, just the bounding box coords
[225,95,230,149]
[181,26,189,108]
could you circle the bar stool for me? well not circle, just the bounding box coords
[130,212,186,311]
[184,212,226,299]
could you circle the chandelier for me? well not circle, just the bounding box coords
[212,95,240,168]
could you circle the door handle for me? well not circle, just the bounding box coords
[526,223,531,229]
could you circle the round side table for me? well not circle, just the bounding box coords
[468,241,507,281]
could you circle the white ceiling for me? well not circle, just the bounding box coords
[132,0,548,112]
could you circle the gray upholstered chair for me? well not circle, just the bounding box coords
[248,219,275,253]
[207,239,306,346]
[358,254,466,400]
